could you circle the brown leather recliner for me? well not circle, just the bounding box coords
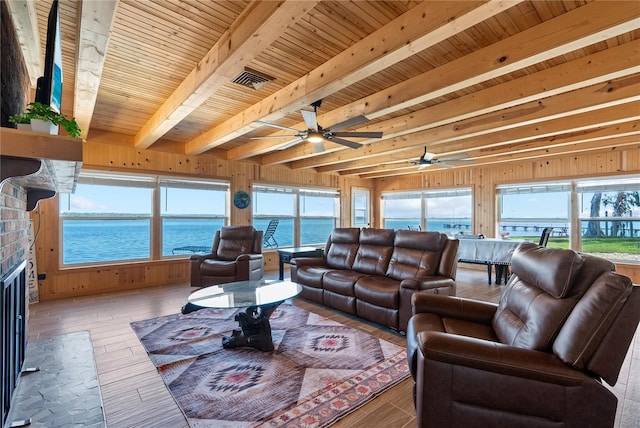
[406,242,640,428]
[190,226,264,287]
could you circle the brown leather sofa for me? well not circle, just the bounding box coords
[290,227,459,332]
[190,226,264,287]
[407,242,640,428]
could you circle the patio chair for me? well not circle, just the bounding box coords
[539,226,553,247]
[263,219,279,248]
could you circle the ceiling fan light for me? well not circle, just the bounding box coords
[307,133,324,143]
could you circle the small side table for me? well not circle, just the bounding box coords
[277,247,324,280]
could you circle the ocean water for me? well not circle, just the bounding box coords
[62,218,335,264]
[61,218,639,264]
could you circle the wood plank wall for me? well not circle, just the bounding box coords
[32,140,372,300]
[32,142,639,300]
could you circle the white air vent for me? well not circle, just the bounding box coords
[232,68,274,90]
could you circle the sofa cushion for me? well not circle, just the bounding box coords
[355,276,399,309]
[201,259,237,276]
[493,244,587,351]
[324,270,365,296]
[296,266,332,288]
[325,228,360,270]
[553,271,632,370]
[386,231,447,280]
[510,243,584,299]
[352,228,395,275]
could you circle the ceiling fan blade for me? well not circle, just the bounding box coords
[329,136,363,149]
[313,141,325,153]
[277,137,304,150]
[301,109,318,130]
[443,159,474,164]
[254,120,300,133]
[327,115,369,132]
[250,134,300,139]
[331,131,383,138]
[439,153,470,161]
[418,164,431,170]
[438,163,454,169]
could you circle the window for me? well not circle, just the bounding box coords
[253,185,339,248]
[60,171,229,265]
[382,192,422,230]
[425,189,472,233]
[497,182,571,247]
[498,177,640,262]
[382,188,472,233]
[60,172,155,264]
[160,178,229,256]
[352,188,370,228]
[576,176,640,261]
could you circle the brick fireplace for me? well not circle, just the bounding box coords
[0,182,30,427]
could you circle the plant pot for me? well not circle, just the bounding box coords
[30,118,59,135]
[16,123,31,131]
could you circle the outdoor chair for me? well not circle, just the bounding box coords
[190,226,264,287]
[407,243,640,428]
[263,219,279,248]
[539,226,553,246]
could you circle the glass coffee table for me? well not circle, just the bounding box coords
[181,279,302,352]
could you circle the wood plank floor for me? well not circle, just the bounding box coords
[25,267,639,428]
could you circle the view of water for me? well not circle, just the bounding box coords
[61,217,639,264]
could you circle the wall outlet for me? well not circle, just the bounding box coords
[37,273,46,280]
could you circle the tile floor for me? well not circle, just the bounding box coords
[5,331,105,428]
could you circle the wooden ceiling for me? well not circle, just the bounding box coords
[10,0,640,179]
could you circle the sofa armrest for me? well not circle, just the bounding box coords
[236,253,263,262]
[418,331,586,384]
[401,276,454,292]
[412,293,498,324]
[415,332,617,427]
[290,257,327,267]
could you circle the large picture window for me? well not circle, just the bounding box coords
[160,178,228,256]
[60,171,229,265]
[497,182,571,247]
[382,188,472,233]
[253,185,339,248]
[498,176,640,262]
[577,177,639,261]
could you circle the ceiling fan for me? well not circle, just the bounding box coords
[252,100,383,152]
[412,146,474,169]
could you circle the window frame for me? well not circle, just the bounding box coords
[252,184,340,248]
[381,187,473,233]
[59,170,230,266]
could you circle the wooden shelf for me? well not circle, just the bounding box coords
[0,127,83,210]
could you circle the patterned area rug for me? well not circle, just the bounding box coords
[131,303,409,427]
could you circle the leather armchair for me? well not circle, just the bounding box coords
[190,226,264,287]
[407,242,640,428]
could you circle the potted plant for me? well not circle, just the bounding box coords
[8,102,82,138]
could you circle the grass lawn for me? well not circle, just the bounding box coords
[510,236,639,254]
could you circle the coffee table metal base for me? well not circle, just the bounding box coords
[181,300,282,352]
[222,302,281,352]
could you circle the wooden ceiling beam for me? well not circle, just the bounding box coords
[74,0,119,136]
[260,1,640,164]
[186,0,519,155]
[5,0,41,87]
[342,122,640,177]
[303,75,640,170]
[304,100,640,174]
[358,134,640,179]
[268,42,640,167]
[134,0,318,149]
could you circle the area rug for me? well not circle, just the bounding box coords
[131,303,409,427]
